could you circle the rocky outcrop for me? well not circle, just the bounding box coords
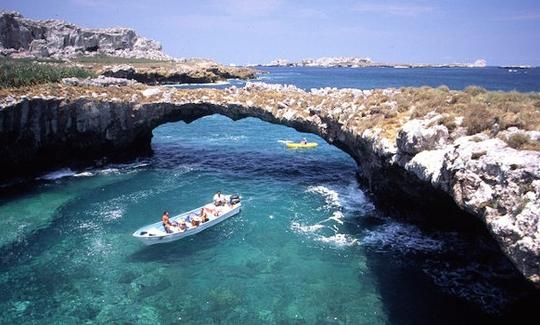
[0,82,538,287]
[62,76,138,87]
[0,11,168,60]
[396,115,449,155]
[99,63,257,84]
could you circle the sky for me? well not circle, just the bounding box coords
[1,0,540,65]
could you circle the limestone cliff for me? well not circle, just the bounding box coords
[0,82,538,288]
[0,11,168,60]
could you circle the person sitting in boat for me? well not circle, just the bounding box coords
[176,220,187,231]
[185,212,201,227]
[162,211,174,233]
[204,206,220,216]
[199,208,209,223]
[213,191,227,206]
[300,138,308,144]
[191,217,201,227]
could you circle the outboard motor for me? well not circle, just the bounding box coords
[229,195,241,205]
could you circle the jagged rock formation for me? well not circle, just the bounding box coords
[0,11,168,60]
[99,63,257,84]
[0,82,538,287]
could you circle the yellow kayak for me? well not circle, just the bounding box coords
[286,142,318,149]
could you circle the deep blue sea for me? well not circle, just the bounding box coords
[0,67,539,324]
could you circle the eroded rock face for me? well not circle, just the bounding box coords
[396,116,449,155]
[0,82,539,287]
[0,11,168,60]
[100,63,257,84]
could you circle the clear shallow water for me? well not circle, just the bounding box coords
[1,68,539,323]
[1,116,537,324]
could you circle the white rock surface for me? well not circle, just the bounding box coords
[142,88,162,97]
[62,76,138,87]
[396,117,449,155]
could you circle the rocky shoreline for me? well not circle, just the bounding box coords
[98,61,256,85]
[0,81,538,287]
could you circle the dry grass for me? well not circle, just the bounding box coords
[505,133,540,151]
[1,81,539,150]
[462,103,496,135]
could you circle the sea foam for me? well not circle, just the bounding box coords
[37,168,75,180]
[361,222,443,253]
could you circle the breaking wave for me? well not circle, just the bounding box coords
[361,221,444,253]
[37,168,75,180]
[316,233,358,247]
[306,185,341,209]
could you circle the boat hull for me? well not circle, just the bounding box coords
[286,142,318,149]
[132,203,241,245]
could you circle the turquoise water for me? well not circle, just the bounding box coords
[1,68,539,323]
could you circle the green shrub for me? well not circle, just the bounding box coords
[74,55,168,64]
[0,59,96,88]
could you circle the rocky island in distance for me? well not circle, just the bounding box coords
[258,56,493,68]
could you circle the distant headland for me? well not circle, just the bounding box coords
[255,57,536,69]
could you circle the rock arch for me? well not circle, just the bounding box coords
[0,85,538,287]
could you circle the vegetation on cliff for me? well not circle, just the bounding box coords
[1,82,537,150]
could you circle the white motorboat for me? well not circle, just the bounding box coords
[132,196,241,245]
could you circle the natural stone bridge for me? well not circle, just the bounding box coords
[0,82,539,287]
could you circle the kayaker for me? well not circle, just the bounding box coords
[300,138,307,144]
[162,211,174,233]
[213,191,227,206]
